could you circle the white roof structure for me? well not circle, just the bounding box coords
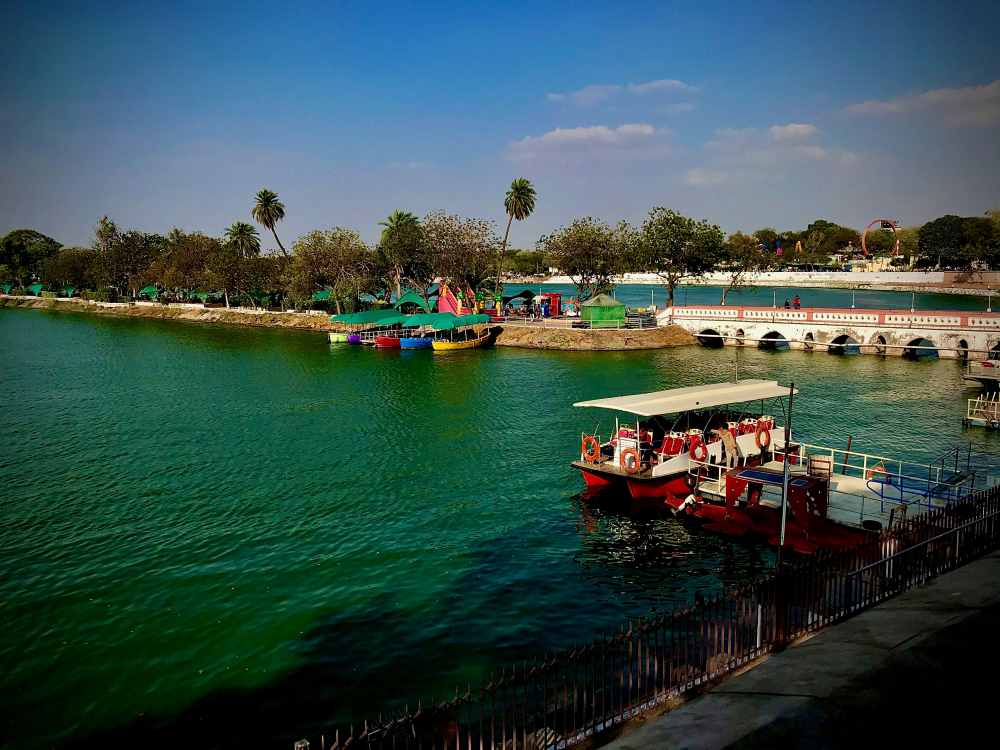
[573,380,796,417]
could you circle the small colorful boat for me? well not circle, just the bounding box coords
[432,326,494,351]
[375,334,401,348]
[346,334,362,345]
[400,336,433,349]
[328,332,349,343]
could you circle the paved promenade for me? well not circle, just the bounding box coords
[605,550,1000,749]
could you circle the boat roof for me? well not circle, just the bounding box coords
[573,380,796,417]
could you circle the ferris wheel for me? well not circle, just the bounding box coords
[861,218,900,256]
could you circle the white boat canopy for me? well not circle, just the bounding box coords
[573,380,797,417]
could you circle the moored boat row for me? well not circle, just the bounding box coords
[329,310,496,352]
[571,379,980,554]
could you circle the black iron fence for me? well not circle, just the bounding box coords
[295,484,1000,750]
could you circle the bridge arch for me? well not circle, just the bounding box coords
[903,337,938,360]
[697,328,724,348]
[735,328,745,346]
[871,334,887,355]
[958,339,969,361]
[758,331,790,351]
[990,342,1000,361]
[803,332,815,351]
[828,334,860,355]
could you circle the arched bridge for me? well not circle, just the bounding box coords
[658,305,1000,359]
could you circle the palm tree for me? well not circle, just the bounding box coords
[496,178,536,295]
[251,189,288,257]
[379,210,420,297]
[224,222,261,258]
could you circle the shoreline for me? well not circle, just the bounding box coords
[0,295,697,351]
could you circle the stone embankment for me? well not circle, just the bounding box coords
[0,296,334,331]
[1,296,697,351]
[495,324,694,350]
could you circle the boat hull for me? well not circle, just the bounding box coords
[328,332,348,343]
[432,331,493,351]
[347,334,362,345]
[375,335,401,349]
[400,337,432,349]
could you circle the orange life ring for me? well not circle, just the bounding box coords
[866,463,887,481]
[689,441,708,462]
[582,435,601,463]
[755,426,771,450]
[620,447,641,474]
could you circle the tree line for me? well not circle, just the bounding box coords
[2,183,998,311]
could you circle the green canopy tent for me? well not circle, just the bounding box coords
[1,282,13,295]
[329,309,401,326]
[138,285,159,301]
[28,283,45,296]
[394,289,432,313]
[60,286,76,298]
[580,293,625,328]
[311,289,333,302]
[188,290,223,303]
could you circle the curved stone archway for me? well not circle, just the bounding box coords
[872,334,887,355]
[803,332,815,351]
[697,328,724,348]
[903,337,938,360]
[828,334,860,355]
[958,339,969,361]
[758,330,790,351]
[735,328,745,346]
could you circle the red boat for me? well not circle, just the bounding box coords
[572,380,976,553]
[375,334,401,348]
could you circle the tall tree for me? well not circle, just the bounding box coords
[423,211,499,291]
[496,178,537,295]
[224,222,261,259]
[286,228,373,313]
[0,229,62,285]
[251,189,288,257]
[378,210,427,298]
[42,247,98,289]
[719,231,766,305]
[639,208,725,307]
[540,218,634,301]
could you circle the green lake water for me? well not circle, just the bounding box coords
[1,286,998,749]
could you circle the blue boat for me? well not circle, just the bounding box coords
[400,336,432,349]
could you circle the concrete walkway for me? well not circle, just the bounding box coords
[605,551,1000,749]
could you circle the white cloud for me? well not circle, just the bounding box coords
[769,123,818,141]
[846,79,1000,126]
[686,127,852,188]
[627,79,695,95]
[508,123,669,161]
[685,167,729,186]
[793,144,827,160]
[547,78,696,106]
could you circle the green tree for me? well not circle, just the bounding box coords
[918,215,967,268]
[540,217,634,301]
[251,189,288,257]
[378,210,429,299]
[287,228,373,313]
[719,231,766,305]
[224,222,261,258]
[93,225,165,298]
[42,247,99,289]
[423,211,499,291]
[496,178,537,295]
[639,208,725,306]
[0,229,62,285]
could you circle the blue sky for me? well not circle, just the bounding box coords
[2,0,999,251]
